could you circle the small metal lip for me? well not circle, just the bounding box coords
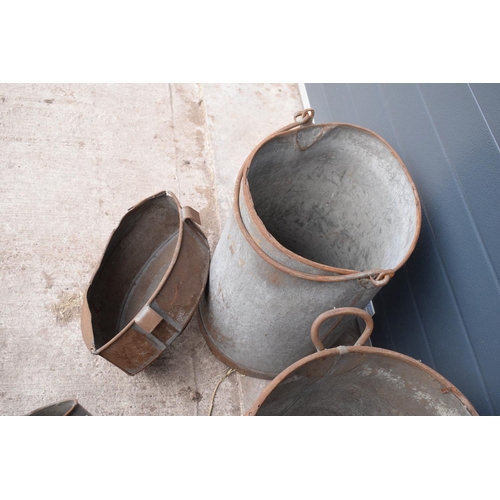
[26,399,79,416]
[83,191,186,355]
[246,346,478,416]
[234,121,422,283]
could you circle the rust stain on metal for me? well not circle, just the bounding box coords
[440,386,462,397]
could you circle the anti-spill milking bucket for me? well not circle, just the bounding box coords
[199,109,421,379]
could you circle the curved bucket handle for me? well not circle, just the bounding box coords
[311,307,374,352]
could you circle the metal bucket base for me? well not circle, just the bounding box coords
[198,301,369,380]
[198,302,276,379]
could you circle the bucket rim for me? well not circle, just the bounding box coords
[246,345,478,416]
[235,120,422,283]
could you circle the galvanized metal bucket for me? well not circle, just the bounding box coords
[81,191,210,375]
[247,308,478,416]
[27,399,91,416]
[199,109,421,379]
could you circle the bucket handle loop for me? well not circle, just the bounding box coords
[370,271,393,287]
[311,307,374,352]
[294,108,315,124]
[276,108,315,134]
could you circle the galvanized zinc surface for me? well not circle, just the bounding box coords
[305,83,500,415]
[200,118,420,379]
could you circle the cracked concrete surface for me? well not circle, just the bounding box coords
[0,83,304,415]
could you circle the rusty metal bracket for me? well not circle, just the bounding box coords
[181,206,201,225]
[135,305,163,334]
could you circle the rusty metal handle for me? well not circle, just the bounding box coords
[369,271,393,287]
[311,307,374,352]
[276,108,315,134]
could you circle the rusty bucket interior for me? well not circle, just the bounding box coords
[86,193,184,351]
[82,191,210,375]
[247,308,477,416]
[245,122,420,272]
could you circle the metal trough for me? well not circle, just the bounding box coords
[27,399,91,416]
[247,308,477,416]
[81,191,210,375]
[199,109,421,379]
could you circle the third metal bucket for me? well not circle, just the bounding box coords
[246,308,477,416]
[199,109,421,379]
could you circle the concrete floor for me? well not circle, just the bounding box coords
[0,83,304,415]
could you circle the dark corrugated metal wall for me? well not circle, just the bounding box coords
[305,83,500,415]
